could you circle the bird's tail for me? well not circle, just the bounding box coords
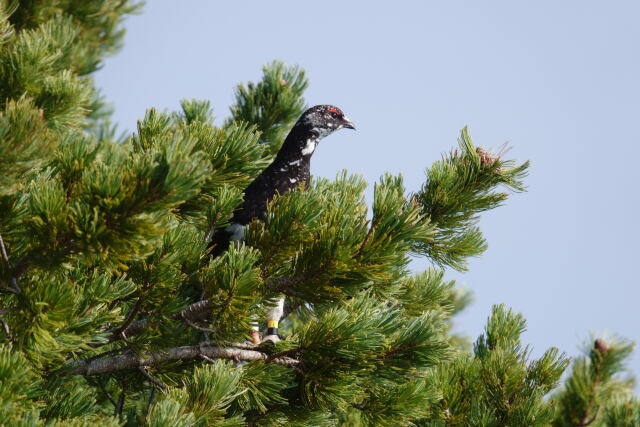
[208,228,232,257]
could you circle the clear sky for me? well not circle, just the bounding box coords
[95,1,640,384]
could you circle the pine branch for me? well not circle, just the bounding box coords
[282,299,302,320]
[183,317,218,334]
[0,315,12,340]
[357,218,378,254]
[104,300,211,343]
[62,343,300,376]
[0,281,19,294]
[266,275,306,294]
[110,296,144,338]
[104,317,150,343]
[115,385,126,416]
[0,232,21,294]
[0,232,9,264]
[577,340,608,426]
[104,274,307,344]
[146,388,155,418]
[551,337,634,426]
[198,354,217,364]
[178,299,212,318]
[95,378,117,409]
[138,366,167,390]
[413,128,529,270]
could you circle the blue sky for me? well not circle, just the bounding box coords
[95,1,640,383]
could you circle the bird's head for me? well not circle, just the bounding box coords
[297,105,355,138]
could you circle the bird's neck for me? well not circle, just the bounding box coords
[277,123,326,162]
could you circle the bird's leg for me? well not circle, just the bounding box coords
[249,318,260,344]
[262,297,285,343]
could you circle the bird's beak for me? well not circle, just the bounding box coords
[342,117,356,130]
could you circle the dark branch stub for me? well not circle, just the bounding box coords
[138,366,167,390]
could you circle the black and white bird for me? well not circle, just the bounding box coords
[210,105,355,342]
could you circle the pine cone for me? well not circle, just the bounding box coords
[476,147,501,172]
[476,147,495,166]
[594,338,609,355]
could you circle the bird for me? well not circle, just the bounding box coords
[210,104,355,343]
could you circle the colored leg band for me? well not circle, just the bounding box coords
[266,320,278,336]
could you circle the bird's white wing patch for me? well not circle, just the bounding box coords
[225,223,246,242]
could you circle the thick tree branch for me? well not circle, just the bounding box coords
[63,343,300,376]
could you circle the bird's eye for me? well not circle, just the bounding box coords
[327,107,340,118]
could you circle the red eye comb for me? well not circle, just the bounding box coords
[327,107,339,114]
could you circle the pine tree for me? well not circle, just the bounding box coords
[0,2,637,426]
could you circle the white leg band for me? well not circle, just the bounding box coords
[266,297,285,323]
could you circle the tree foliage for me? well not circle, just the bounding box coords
[0,2,637,426]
